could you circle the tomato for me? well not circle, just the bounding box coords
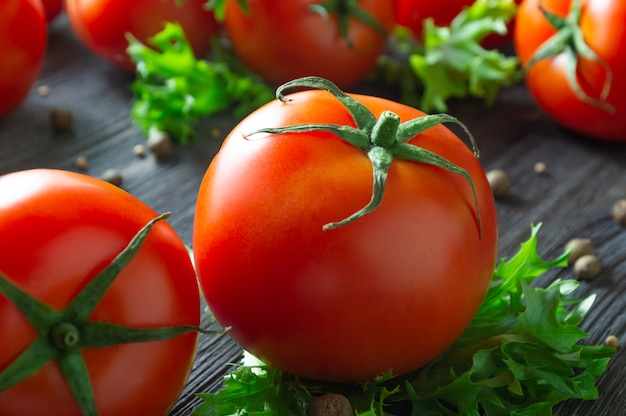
[395,0,474,38]
[193,77,498,383]
[0,0,47,118]
[514,0,626,141]
[0,169,200,416]
[65,0,220,71]
[41,0,63,22]
[222,0,395,89]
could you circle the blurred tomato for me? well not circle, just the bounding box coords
[222,0,395,89]
[0,169,201,416]
[65,0,220,71]
[395,0,474,38]
[0,0,47,117]
[41,0,63,22]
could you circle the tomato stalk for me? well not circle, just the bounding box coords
[524,0,615,113]
[309,0,388,47]
[245,76,482,236]
[51,322,81,349]
[0,213,218,416]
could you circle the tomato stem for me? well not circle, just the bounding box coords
[245,76,483,237]
[371,111,400,148]
[51,322,81,349]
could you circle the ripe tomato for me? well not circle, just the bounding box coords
[514,0,626,141]
[41,0,63,22]
[395,0,474,38]
[65,0,220,71]
[193,77,498,382]
[0,169,200,416]
[0,0,47,118]
[222,0,395,89]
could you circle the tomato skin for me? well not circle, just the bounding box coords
[223,0,395,89]
[514,0,626,141]
[41,0,63,22]
[395,0,474,38]
[0,169,199,416]
[193,91,498,382]
[65,0,219,71]
[0,0,47,118]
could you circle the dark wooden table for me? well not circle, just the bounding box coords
[2,16,625,416]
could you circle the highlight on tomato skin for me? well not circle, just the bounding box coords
[0,169,201,416]
[193,78,499,383]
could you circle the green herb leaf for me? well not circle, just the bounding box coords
[127,22,273,144]
[205,0,250,21]
[375,0,522,113]
[193,224,616,415]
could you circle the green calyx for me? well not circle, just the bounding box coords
[309,0,388,48]
[205,0,250,21]
[0,213,219,416]
[525,0,615,112]
[245,76,482,237]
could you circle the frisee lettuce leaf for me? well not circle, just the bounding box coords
[192,224,615,416]
[374,0,522,113]
[126,22,273,144]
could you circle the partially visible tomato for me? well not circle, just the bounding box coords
[193,77,498,383]
[514,0,626,141]
[0,0,47,118]
[0,169,200,416]
[41,0,63,22]
[222,0,395,89]
[395,0,474,38]
[65,0,220,71]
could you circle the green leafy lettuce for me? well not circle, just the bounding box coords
[374,0,522,112]
[126,22,273,144]
[192,224,615,415]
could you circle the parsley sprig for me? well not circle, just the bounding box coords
[192,224,615,415]
[126,22,273,144]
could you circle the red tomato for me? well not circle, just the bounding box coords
[514,0,626,141]
[222,0,395,89]
[0,169,199,416]
[193,79,498,382]
[0,0,47,118]
[395,0,474,38]
[65,0,220,71]
[41,0,63,22]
